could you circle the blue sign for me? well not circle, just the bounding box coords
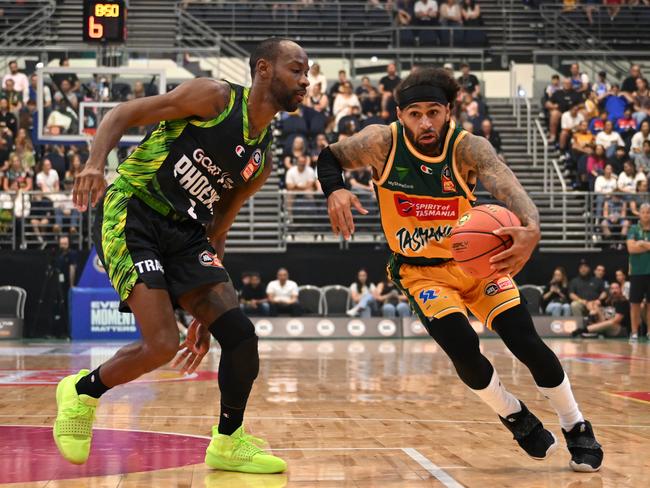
[70,287,140,340]
[77,247,112,288]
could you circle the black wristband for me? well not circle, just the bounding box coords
[316,146,346,198]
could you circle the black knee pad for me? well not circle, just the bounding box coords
[426,313,493,390]
[492,304,564,388]
[208,308,259,408]
[208,307,256,350]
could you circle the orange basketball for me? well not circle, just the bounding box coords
[449,204,521,280]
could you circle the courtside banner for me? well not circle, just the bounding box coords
[251,317,403,339]
[402,316,579,338]
[70,288,140,340]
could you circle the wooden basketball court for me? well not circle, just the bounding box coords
[1,338,648,487]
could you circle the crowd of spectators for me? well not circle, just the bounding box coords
[238,267,412,318]
[395,0,488,47]
[276,61,502,205]
[0,58,155,249]
[542,63,650,235]
[560,0,650,24]
[543,260,632,338]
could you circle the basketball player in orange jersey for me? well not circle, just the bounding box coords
[316,67,603,472]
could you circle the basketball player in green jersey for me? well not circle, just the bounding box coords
[317,67,603,472]
[53,38,309,474]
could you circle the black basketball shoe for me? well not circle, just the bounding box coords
[499,401,558,460]
[562,420,603,472]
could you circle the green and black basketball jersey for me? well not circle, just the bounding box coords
[115,82,271,224]
[373,119,476,261]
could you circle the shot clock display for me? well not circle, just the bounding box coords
[83,0,127,43]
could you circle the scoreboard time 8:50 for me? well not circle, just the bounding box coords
[83,0,127,43]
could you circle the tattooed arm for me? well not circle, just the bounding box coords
[456,134,540,276]
[329,123,392,173]
[321,124,392,239]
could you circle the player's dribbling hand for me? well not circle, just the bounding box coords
[489,223,541,277]
[172,319,211,375]
[327,189,369,240]
[73,165,107,211]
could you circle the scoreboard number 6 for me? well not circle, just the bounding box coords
[88,15,103,39]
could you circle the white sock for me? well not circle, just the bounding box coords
[537,373,584,431]
[471,369,522,418]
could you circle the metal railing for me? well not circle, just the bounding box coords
[0,188,643,252]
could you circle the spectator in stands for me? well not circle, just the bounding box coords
[621,64,642,95]
[304,82,329,115]
[615,268,631,299]
[375,278,411,317]
[333,82,361,128]
[54,163,81,236]
[480,118,503,159]
[414,0,439,45]
[286,155,317,192]
[601,193,629,248]
[592,71,611,102]
[629,178,650,220]
[0,99,17,137]
[618,160,645,197]
[571,121,595,189]
[543,74,561,106]
[2,79,22,113]
[379,63,401,112]
[589,110,608,136]
[2,60,29,102]
[440,0,462,24]
[560,104,584,151]
[266,268,301,316]
[2,154,32,192]
[596,120,625,157]
[583,0,601,25]
[36,158,59,193]
[630,120,650,162]
[51,58,80,93]
[361,86,382,119]
[583,91,600,122]
[616,108,638,146]
[328,70,351,107]
[457,63,480,98]
[571,282,630,338]
[346,167,374,194]
[395,0,415,46]
[240,272,271,317]
[569,260,607,318]
[605,0,622,21]
[283,135,307,171]
[547,78,582,144]
[602,84,628,123]
[53,79,79,111]
[569,63,590,95]
[594,264,609,288]
[310,133,330,165]
[29,73,51,109]
[44,145,67,182]
[543,266,571,317]
[595,162,618,194]
[346,268,377,317]
[355,76,373,100]
[630,77,650,126]
[14,128,35,171]
[308,63,327,93]
[338,105,363,136]
[636,141,650,174]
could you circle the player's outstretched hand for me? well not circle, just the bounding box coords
[73,165,106,211]
[489,223,541,277]
[172,318,211,375]
[327,188,369,240]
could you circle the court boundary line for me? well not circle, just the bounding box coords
[3,415,650,429]
[402,448,464,488]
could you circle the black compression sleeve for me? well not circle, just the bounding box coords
[317,146,346,197]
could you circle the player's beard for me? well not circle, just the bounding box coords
[403,123,448,156]
[271,75,300,112]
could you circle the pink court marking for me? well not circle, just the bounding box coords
[0,369,217,386]
[0,425,210,483]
